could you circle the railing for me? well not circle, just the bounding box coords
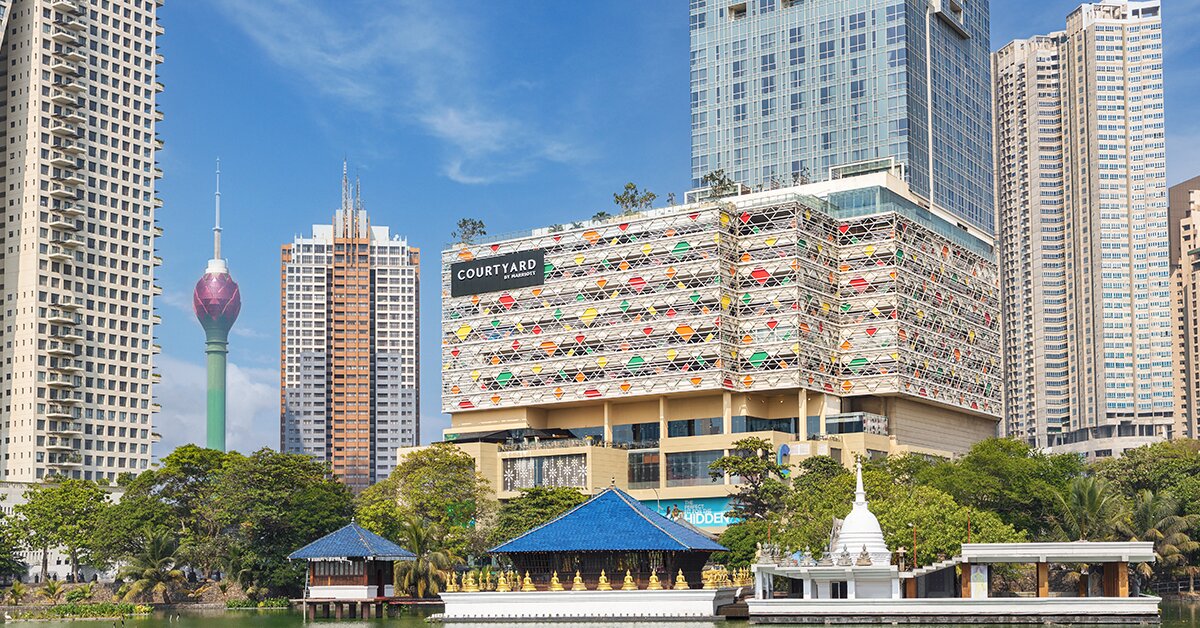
[498,438,658,452]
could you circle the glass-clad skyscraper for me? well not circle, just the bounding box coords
[689,0,995,235]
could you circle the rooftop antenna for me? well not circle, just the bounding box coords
[341,158,351,212]
[213,158,222,260]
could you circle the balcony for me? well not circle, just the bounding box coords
[151,403,162,413]
[154,53,164,64]
[47,244,73,261]
[154,81,165,92]
[45,308,79,324]
[56,171,87,186]
[51,0,82,14]
[50,27,81,44]
[47,390,83,405]
[154,138,164,150]
[48,151,76,167]
[45,340,78,356]
[52,232,85,248]
[52,326,84,342]
[55,201,86,217]
[47,214,78,230]
[151,314,162,324]
[153,225,163,237]
[154,24,164,36]
[50,121,81,137]
[44,373,80,389]
[48,186,79,202]
[45,404,78,419]
[152,343,162,354]
[153,255,163,266]
[151,372,161,383]
[59,45,87,63]
[47,454,83,469]
[55,138,85,154]
[50,59,80,75]
[48,422,84,437]
[153,110,164,123]
[153,197,164,208]
[46,440,79,453]
[49,359,85,373]
[153,167,163,179]
[151,284,163,296]
[57,107,86,124]
[49,88,77,105]
[53,76,84,93]
[55,17,86,32]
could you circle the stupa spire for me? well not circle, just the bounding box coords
[213,158,222,260]
[854,460,866,505]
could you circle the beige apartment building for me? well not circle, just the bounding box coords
[994,1,1171,458]
[0,0,164,482]
[1172,176,1200,439]
[434,171,1000,530]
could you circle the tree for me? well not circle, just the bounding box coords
[701,169,739,199]
[1096,440,1200,498]
[613,182,657,215]
[1052,476,1126,541]
[0,519,28,583]
[452,218,487,244]
[591,211,612,222]
[393,515,456,598]
[791,456,848,493]
[212,448,354,595]
[715,518,768,568]
[366,443,496,561]
[1120,490,1200,583]
[13,479,109,582]
[117,528,186,604]
[491,487,588,546]
[918,438,1084,538]
[5,581,27,605]
[39,579,65,604]
[708,437,789,520]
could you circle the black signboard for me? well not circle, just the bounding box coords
[450,249,545,297]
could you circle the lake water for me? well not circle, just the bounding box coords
[17,600,1200,626]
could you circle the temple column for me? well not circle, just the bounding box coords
[891,577,900,599]
[960,563,970,598]
[1036,562,1049,598]
[1117,562,1129,597]
[846,578,856,600]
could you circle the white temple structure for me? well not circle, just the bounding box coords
[749,462,1162,623]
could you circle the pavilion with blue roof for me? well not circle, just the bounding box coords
[289,522,414,600]
[489,486,726,590]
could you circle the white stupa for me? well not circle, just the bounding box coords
[828,461,891,564]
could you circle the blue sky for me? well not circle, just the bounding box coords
[152,0,1200,457]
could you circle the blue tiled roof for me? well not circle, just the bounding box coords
[489,487,728,554]
[288,523,416,561]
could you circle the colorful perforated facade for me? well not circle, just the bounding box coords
[442,174,1000,419]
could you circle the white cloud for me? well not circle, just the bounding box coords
[211,0,579,184]
[154,354,279,457]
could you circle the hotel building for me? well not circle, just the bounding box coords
[280,169,420,492]
[994,0,1170,456]
[1172,175,1200,439]
[439,170,999,527]
[688,0,995,236]
[0,0,164,482]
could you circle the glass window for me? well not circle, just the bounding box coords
[666,450,723,487]
[569,426,603,442]
[667,417,723,438]
[611,422,660,447]
[628,451,660,489]
[732,415,797,435]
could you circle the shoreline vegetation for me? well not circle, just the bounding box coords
[7,601,153,619]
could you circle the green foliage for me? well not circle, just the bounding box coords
[212,448,354,594]
[39,579,65,604]
[492,487,588,546]
[916,438,1084,538]
[17,602,151,619]
[116,528,186,604]
[592,211,612,222]
[452,218,486,244]
[5,580,27,605]
[1120,490,1200,581]
[612,182,657,215]
[1097,440,1200,498]
[709,437,789,520]
[714,518,768,567]
[13,478,110,580]
[1052,476,1126,541]
[225,596,288,608]
[65,583,94,603]
[362,443,496,560]
[393,515,456,598]
[791,455,848,493]
[701,169,738,199]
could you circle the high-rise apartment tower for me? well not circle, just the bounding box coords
[688,0,995,235]
[0,0,163,482]
[994,0,1169,457]
[1172,175,1200,439]
[280,166,420,492]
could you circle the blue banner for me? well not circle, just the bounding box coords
[647,497,738,529]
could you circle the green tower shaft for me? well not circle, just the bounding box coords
[205,327,229,451]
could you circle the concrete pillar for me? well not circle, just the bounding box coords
[798,390,807,439]
[891,577,901,599]
[335,603,343,620]
[846,578,856,600]
[723,391,733,436]
[818,393,829,437]
[904,577,917,598]
[960,563,970,598]
[603,401,612,442]
[1036,562,1049,598]
[1117,562,1129,597]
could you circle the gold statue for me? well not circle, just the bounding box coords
[702,569,716,589]
[445,571,457,592]
[549,571,564,591]
[597,569,613,591]
[521,571,537,592]
[675,569,689,590]
[496,571,511,593]
[572,570,586,591]
[647,571,663,590]
[463,572,479,592]
[621,569,637,590]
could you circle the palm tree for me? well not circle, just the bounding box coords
[394,515,457,598]
[1054,476,1126,541]
[116,529,186,604]
[1121,490,1200,583]
[5,581,27,605]
[39,579,64,604]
